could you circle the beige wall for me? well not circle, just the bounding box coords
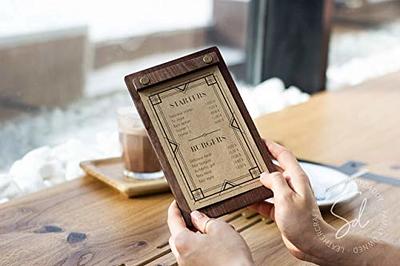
[0,27,88,109]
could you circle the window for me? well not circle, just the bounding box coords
[2,0,399,199]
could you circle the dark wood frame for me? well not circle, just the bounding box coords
[124,47,275,227]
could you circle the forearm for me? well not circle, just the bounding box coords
[331,234,400,266]
[306,220,400,266]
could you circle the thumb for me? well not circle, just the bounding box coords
[260,171,292,200]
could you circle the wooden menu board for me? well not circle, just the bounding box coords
[125,47,275,226]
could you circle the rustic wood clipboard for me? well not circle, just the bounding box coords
[124,47,276,227]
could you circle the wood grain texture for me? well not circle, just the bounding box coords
[1,72,400,265]
[126,48,220,90]
[255,71,400,168]
[124,47,275,226]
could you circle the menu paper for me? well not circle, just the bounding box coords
[139,65,268,210]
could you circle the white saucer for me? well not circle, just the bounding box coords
[301,162,359,208]
[265,162,359,208]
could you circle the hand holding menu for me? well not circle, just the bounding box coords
[125,47,276,226]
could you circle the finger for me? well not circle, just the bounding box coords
[264,140,310,195]
[173,230,197,254]
[190,210,213,233]
[191,211,231,235]
[260,171,292,199]
[249,202,275,220]
[264,140,301,172]
[262,139,284,173]
[167,201,188,237]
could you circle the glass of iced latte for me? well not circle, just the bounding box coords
[117,107,163,180]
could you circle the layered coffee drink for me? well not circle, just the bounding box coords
[117,107,162,179]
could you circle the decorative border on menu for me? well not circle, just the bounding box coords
[148,72,262,203]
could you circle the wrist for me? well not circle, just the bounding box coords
[302,216,337,263]
[307,220,390,266]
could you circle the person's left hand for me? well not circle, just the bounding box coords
[167,201,254,266]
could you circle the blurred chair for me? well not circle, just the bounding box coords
[246,0,333,94]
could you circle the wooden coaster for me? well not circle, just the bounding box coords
[80,157,170,197]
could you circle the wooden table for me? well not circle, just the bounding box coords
[1,73,400,266]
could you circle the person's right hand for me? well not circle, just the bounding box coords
[253,140,400,266]
[250,140,335,264]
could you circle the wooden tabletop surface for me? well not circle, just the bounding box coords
[1,72,400,266]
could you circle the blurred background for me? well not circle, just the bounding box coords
[1,0,400,199]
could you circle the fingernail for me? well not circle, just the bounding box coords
[191,210,204,221]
